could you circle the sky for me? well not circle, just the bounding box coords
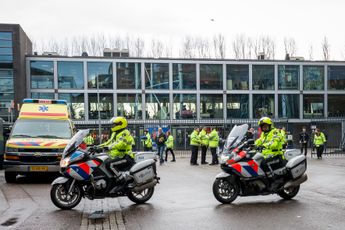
[1,0,345,60]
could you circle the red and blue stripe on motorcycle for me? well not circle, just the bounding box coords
[229,160,265,177]
[67,160,101,180]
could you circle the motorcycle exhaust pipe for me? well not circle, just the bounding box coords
[132,179,158,192]
[284,173,308,189]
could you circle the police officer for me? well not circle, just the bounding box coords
[208,128,219,165]
[255,117,285,173]
[313,128,326,159]
[165,131,176,162]
[83,133,94,146]
[190,127,201,165]
[199,127,209,164]
[99,117,135,178]
[143,129,153,151]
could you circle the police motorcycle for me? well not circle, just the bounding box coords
[213,124,307,204]
[50,129,159,210]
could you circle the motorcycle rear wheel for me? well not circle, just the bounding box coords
[277,185,300,200]
[50,184,82,210]
[127,187,154,204]
[213,178,239,204]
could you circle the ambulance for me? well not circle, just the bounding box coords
[3,99,75,183]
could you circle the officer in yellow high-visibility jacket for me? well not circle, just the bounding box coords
[313,128,326,159]
[208,128,219,165]
[165,131,176,162]
[190,127,201,165]
[83,134,94,146]
[199,127,209,164]
[142,129,153,151]
[99,117,135,177]
[255,117,286,173]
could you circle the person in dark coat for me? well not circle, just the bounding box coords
[299,127,309,156]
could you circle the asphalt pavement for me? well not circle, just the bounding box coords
[0,155,345,230]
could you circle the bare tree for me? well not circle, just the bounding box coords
[195,37,210,58]
[149,39,164,58]
[253,35,275,59]
[181,36,194,58]
[322,36,330,60]
[309,45,314,60]
[284,37,297,57]
[213,33,226,58]
[132,37,145,57]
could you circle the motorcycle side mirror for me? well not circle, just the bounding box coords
[246,139,255,145]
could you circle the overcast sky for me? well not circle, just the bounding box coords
[1,0,345,60]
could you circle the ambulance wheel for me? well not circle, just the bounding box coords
[4,171,17,183]
[278,185,300,200]
[127,187,154,204]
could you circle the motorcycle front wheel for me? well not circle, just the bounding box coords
[50,184,82,210]
[213,177,239,204]
[277,185,300,200]
[127,187,154,204]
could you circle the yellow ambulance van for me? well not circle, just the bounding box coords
[3,99,75,183]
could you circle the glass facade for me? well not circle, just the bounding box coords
[173,64,196,90]
[303,94,324,118]
[303,66,324,90]
[253,94,274,118]
[58,61,84,89]
[328,95,345,117]
[117,94,142,119]
[200,64,223,90]
[200,94,223,119]
[31,92,54,99]
[88,62,113,89]
[59,93,85,119]
[173,94,196,119]
[226,94,249,118]
[0,32,13,63]
[278,94,299,118]
[327,66,345,90]
[252,65,274,90]
[145,63,169,89]
[278,65,299,90]
[117,62,141,89]
[30,61,54,89]
[146,93,170,119]
[226,65,249,90]
[88,93,113,119]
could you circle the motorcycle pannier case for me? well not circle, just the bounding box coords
[130,159,156,185]
[286,155,307,179]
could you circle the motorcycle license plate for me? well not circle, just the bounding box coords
[29,166,48,172]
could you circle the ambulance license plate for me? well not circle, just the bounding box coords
[29,166,48,172]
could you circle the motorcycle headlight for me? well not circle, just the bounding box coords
[60,157,71,168]
[220,154,230,164]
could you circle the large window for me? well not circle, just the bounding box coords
[87,62,113,89]
[173,64,196,90]
[303,94,324,118]
[145,93,170,119]
[88,93,113,120]
[0,69,13,94]
[226,94,249,118]
[31,93,54,99]
[200,64,223,90]
[252,65,274,90]
[200,94,223,119]
[328,95,345,117]
[0,93,13,121]
[58,61,84,89]
[226,65,249,90]
[59,93,85,120]
[0,32,13,63]
[173,94,196,119]
[117,94,142,119]
[30,61,54,89]
[253,94,274,118]
[278,94,299,118]
[145,63,169,89]
[327,66,345,90]
[303,66,324,90]
[117,62,141,89]
[278,65,299,90]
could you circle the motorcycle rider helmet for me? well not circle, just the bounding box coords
[110,116,127,132]
[258,117,273,133]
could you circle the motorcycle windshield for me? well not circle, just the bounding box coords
[62,129,90,158]
[224,124,249,150]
